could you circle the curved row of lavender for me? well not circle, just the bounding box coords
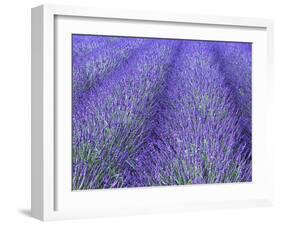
[72,35,252,190]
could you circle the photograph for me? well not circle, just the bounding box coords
[71,35,252,190]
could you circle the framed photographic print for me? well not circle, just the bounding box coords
[31,4,274,221]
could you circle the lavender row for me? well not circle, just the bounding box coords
[72,36,123,63]
[147,41,251,185]
[72,40,180,189]
[211,42,252,160]
[73,36,147,106]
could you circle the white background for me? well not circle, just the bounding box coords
[0,0,280,225]
[56,15,269,215]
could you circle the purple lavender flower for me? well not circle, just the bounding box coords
[72,35,252,190]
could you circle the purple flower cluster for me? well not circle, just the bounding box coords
[72,35,252,190]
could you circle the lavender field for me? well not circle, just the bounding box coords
[72,35,252,190]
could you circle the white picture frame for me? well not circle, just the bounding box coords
[31,4,274,221]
